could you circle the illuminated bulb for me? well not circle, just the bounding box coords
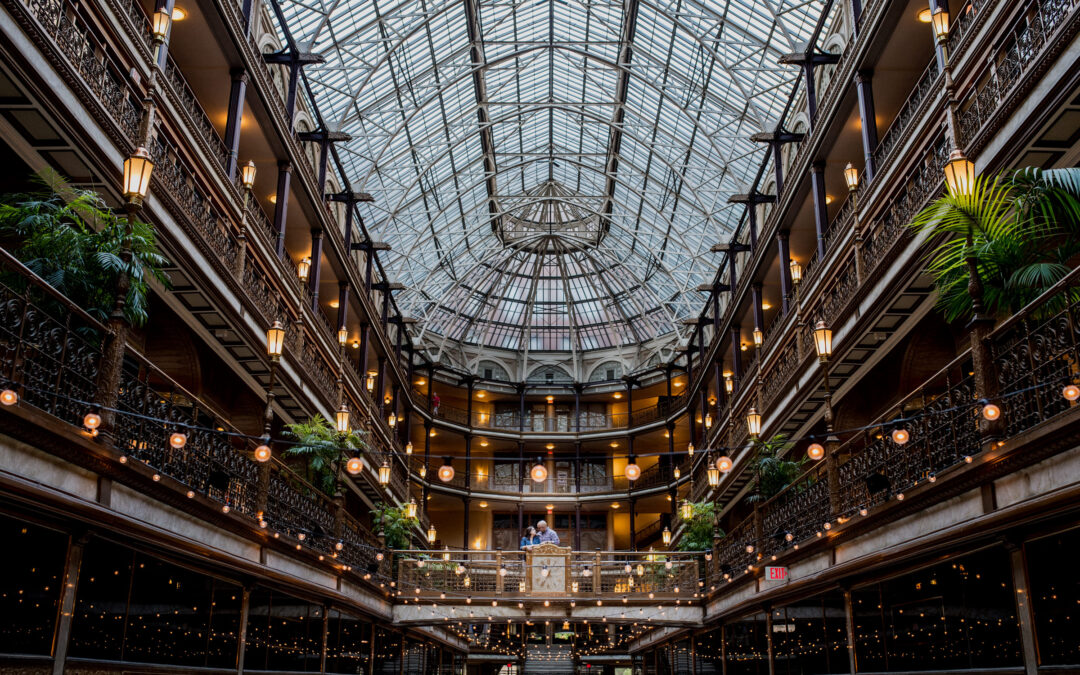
[405,441,413,455]
[186,490,195,498]
[823,521,831,530]
[890,428,910,445]
[981,403,1001,420]
[1063,384,1080,401]
[859,506,868,516]
[222,504,230,513]
[928,473,937,483]
[0,389,16,405]
[745,544,755,554]
[254,444,272,462]
[785,532,794,542]
[83,413,102,430]
[806,443,824,461]
[624,462,641,481]
[715,455,733,472]
[438,459,455,482]
[530,461,548,482]
[896,492,905,501]
[335,540,344,551]
[169,432,187,449]
[346,457,364,474]
[964,455,973,463]
[673,467,681,479]
[687,442,694,457]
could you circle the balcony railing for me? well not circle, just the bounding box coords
[396,549,701,600]
[415,396,676,433]
[0,249,394,582]
[701,265,1080,593]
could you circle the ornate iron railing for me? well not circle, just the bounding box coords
[396,549,700,599]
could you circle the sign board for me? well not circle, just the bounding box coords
[765,566,788,582]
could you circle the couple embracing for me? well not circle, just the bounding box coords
[519,519,559,550]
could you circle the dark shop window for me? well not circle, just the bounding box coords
[0,517,68,656]
[1026,527,1080,666]
[851,546,1021,672]
[772,590,849,675]
[245,587,323,671]
[326,608,372,674]
[725,612,770,675]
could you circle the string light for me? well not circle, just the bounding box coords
[715,455,733,472]
[169,432,187,449]
[981,402,1001,420]
[83,412,102,430]
[807,443,824,461]
[254,444,272,462]
[1063,384,1080,401]
[891,428,910,445]
[0,389,17,405]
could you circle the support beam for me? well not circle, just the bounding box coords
[751,282,765,337]
[272,161,292,258]
[262,49,326,128]
[730,325,743,389]
[779,49,841,125]
[777,230,793,313]
[462,0,499,222]
[223,69,247,181]
[811,161,829,259]
[307,229,323,308]
[298,129,353,194]
[727,192,776,251]
[855,71,879,181]
[600,0,642,229]
[751,129,804,196]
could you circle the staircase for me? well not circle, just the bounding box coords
[524,645,574,673]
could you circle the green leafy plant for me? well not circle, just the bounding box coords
[283,415,368,495]
[908,167,1080,322]
[676,500,721,552]
[749,434,805,502]
[371,501,415,550]
[0,171,170,326]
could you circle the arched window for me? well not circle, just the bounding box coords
[588,361,624,382]
[527,365,573,385]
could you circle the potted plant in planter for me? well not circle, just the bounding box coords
[0,171,169,328]
[748,434,806,502]
[370,501,416,550]
[283,415,368,495]
[908,167,1080,323]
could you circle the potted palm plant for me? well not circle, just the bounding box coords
[283,415,368,495]
[908,167,1080,323]
[749,434,806,502]
[0,171,169,328]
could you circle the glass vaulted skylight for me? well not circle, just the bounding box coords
[275,0,825,373]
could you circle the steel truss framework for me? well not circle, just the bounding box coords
[275,0,826,372]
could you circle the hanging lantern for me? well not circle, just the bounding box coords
[346,456,364,474]
[707,464,720,487]
[123,147,154,203]
[931,6,950,41]
[442,547,451,561]
[812,321,833,361]
[438,458,455,482]
[807,443,825,461]
[365,372,376,392]
[1063,384,1080,401]
[151,9,171,40]
[636,563,645,576]
[336,405,350,434]
[891,428,910,445]
[662,527,672,545]
[0,389,17,406]
[716,455,733,472]
[297,257,311,282]
[746,407,762,437]
[406,499,418,519]
[169,432,187,449]
[789,259,803,285]
[681,500,693,520]
[704,413,713,430]
[673,467,681,479]
[427,524,437,544]
[752,327,763,347]
[240,160,257,189]
[83,413,102,430]
[724,373,734,394]
[844,162,859,191]
[981,403,1001,421]
[419,465,427,479]
[687,442,694,457]
[530,459,548,482]
[943,149,975,197]
[625,460,641,481]
[338,327,348,346]
[254,444,272,462]
[378,462,391,486]
[388,412,397,427]
[265,320,285,360]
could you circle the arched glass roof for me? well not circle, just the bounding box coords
[275,0,826,370]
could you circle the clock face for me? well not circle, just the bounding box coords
[531,555,566,593]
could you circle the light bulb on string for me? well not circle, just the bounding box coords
[254,444,272,462]
[981,402,1001,421]
[83,412,102,430]
[890,428,909,445]
[807,443,824,461]
[169,432,187,449]
[1063,384,1080,401]
[0,389,17,405]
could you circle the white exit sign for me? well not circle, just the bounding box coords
[765,566,788,581]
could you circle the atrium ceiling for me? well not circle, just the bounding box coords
[276,0,828,374]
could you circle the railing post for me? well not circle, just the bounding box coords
[495,549,504,593]
[594,550,603,596]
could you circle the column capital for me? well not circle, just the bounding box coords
[229,67,248,81]
[278,160,293,172]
